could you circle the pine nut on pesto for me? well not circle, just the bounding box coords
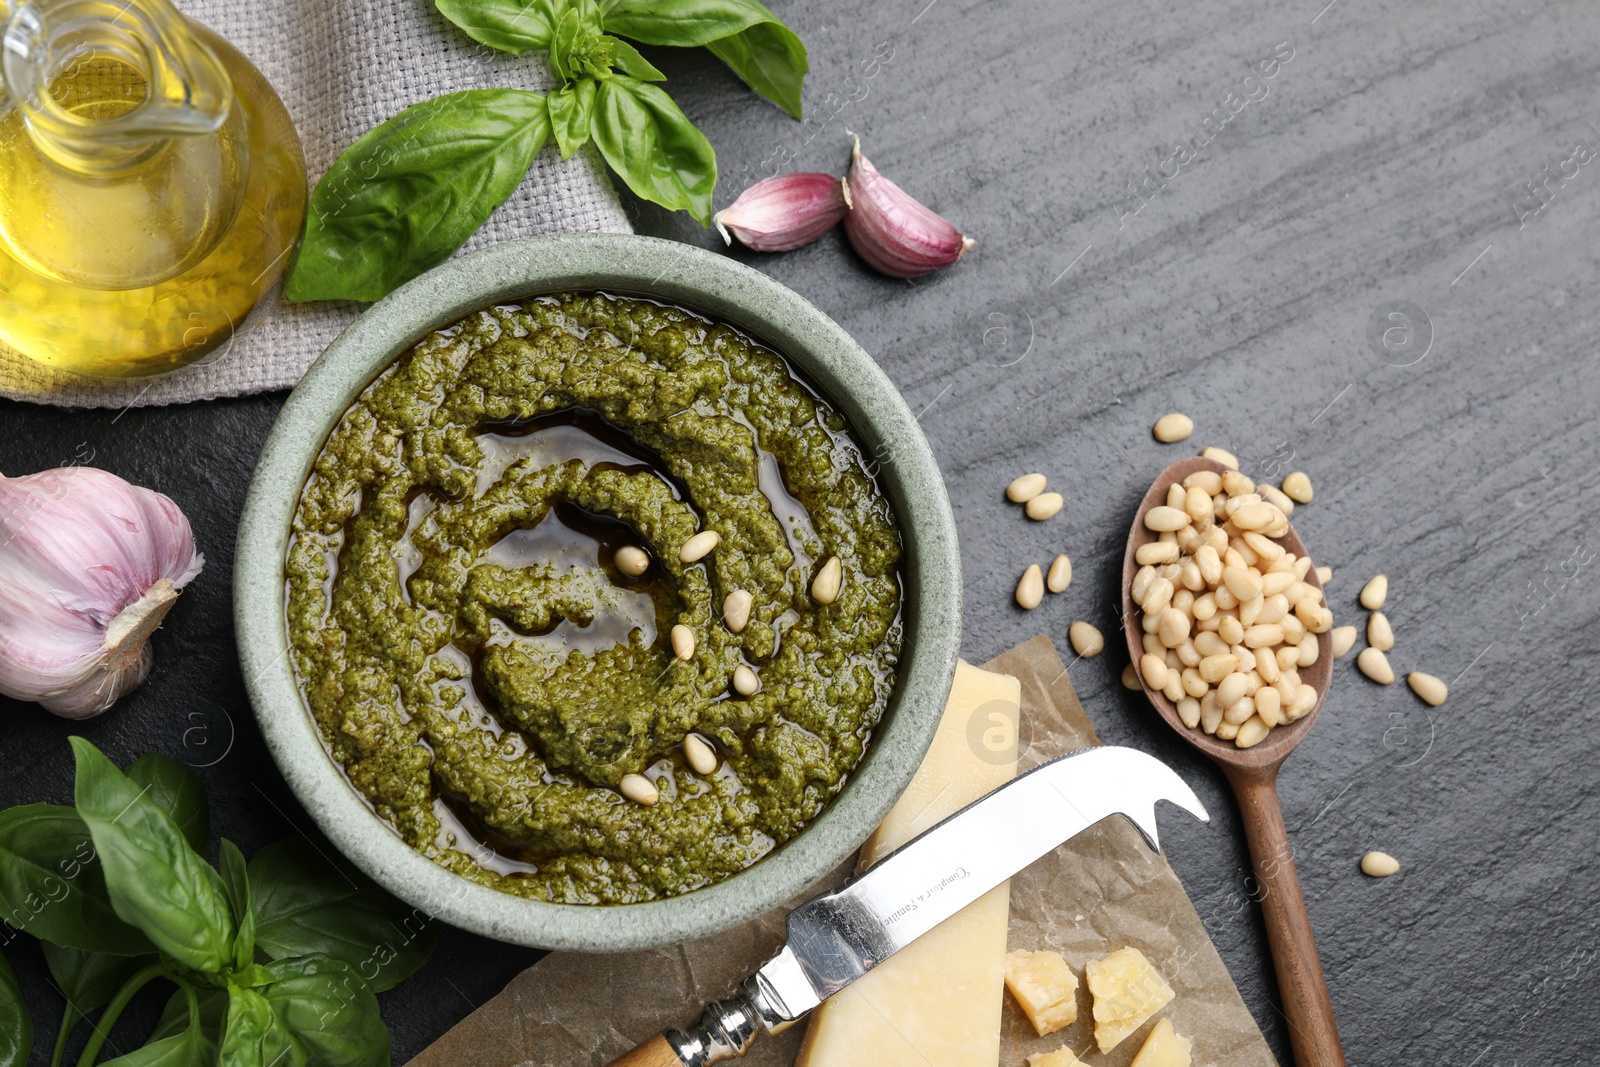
[284,293,903,905]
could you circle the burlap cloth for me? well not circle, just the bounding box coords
[0,0,632,409]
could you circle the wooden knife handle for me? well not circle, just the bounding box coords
[604,1034,684,1067]
[1224,764,1346,1067]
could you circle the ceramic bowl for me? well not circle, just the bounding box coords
[235,234,961,951]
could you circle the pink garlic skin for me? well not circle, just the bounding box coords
[842,137,973,278]
[714,172,848,252]
[0,467,204,718]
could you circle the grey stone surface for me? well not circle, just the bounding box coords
[3,0,1598,1062]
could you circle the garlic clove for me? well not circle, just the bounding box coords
[0,467,203,718]
[714,172,849,252]
[842,133,973,278]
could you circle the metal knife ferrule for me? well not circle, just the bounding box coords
[664,946,814,1065]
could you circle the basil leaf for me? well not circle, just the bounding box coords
[69,739,234,974]
[547,6,584,80]
[262,957,390,1067]
[606,36,665,80]
[592,77,717,224]
[434,0,559,54]
[0,950,29,1067]
[220,985,306,1067]
[285,89,551,303]
[602,0,807,118]
[126,755,207,855]
[41,943,151,1020]
[706,21,806,120]
[0,804,152,955]
[219,840,256,970]
[548,79,597,160]
[249,839,436,994]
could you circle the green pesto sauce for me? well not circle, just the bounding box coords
[285,293,903,904]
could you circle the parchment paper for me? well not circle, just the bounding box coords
[407,635,1278,1067]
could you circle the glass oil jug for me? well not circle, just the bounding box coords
[0,0,306,379]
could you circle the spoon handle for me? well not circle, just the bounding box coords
[1224,765,1346,1067]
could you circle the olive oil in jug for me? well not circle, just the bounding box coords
[0,0,306,379]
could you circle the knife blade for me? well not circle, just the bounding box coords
[606,745,1208,1067]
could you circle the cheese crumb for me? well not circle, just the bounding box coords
[1004,949,1080,1036]
[1086,946,1176,1052]
[1026,1045,1090,1067]
[1129,1017,1193,1067]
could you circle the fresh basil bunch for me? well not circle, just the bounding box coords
[284,0,809,303]
[0,739,437,1067]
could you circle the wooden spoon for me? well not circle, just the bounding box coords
[1122,456,1345,1067]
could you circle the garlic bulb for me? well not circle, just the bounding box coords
[842,133,973,278]
[714,172,848,252]
[0,467,203,718]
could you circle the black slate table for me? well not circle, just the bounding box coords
[5,0,1599,1062]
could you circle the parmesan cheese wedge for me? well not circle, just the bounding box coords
[793,661,1021,1067]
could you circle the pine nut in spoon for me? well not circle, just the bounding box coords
[1122,455,1345,1067]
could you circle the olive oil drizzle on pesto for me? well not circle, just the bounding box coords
[286,293,903,904]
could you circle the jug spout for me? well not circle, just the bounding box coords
[2,0,232,171]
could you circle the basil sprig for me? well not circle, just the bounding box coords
[285,0,807,302]
[0,740,436,1067]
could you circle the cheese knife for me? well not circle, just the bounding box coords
[604,745,1209,1067]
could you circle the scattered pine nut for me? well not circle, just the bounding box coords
[1047,554,1073,592]
[1316,565,1333,585]
[812,556,843,604]
[1407,671,1448,706]
[1068,621,1104,658]
[1360,851,1400,877]
[1281,471,1313,503]
[733,664,761,696]
[615,545,650,576]
[1016,564,1045,610]
[1007,472,1047,503]
[1357,646,1394,684]
[723,589,754,633]
[1026,492,1064,521]
[1330,625,1358,658]
[671,624,696,661]
[1153,413,1194,443]
[1200,446,1239,470]
[620,773,659,805]
[679,530,720,563]
[683,734,719,775]
[1121,663,1141,690]
[1367,611,1394,652]
[1360,574,1388,610]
